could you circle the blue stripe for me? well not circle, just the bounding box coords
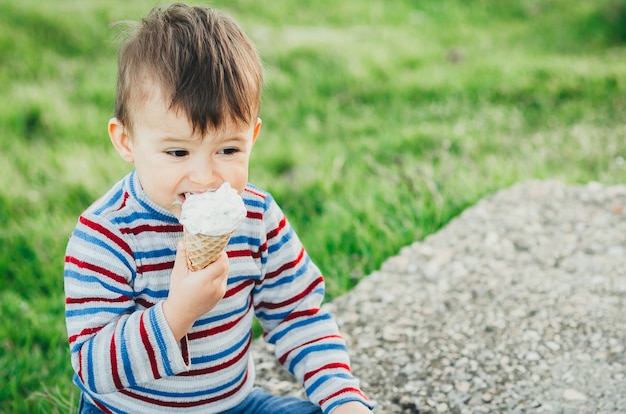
[138,288,169,299]
[255,264,307,292]
[268,313,332,343]
[119,319,137,387]
[93,186,124,215]
[131,364,247,398]
[64,270,133,297]
[195,298,251,326]
[149,308,173,376]
[306,373,353,395]
[228,274,260,284]
[324,397,368,414]
[86,335,97,392]
[230,234,261,247]
[73,376,123,413]
[73,229,136,281]
[288,343,346,373]
[254,310,290,321]
[253,256,314,294]
[66,306,132,318]
[111,211,177,225]
[192,331,250,364]
[243,197,265,209]
[134,247,175,260]
[267,228,294,254]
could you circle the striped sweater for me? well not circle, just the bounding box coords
[64,171,371,413]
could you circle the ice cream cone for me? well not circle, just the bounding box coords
[184,228,234,271]
[179,182,247,271]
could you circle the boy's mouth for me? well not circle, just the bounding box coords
[173,193,192,205]
[177,190,216,203]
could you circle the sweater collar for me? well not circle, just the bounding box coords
[128,170,181,224]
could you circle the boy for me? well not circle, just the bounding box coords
[64,3,373,414]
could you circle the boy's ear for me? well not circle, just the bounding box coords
[252,117,262,145]
[108,118,134,163]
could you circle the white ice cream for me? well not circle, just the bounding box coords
[179,182,247,236]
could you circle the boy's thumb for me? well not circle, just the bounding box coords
[172,241,188,278]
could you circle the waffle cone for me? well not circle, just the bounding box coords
[184,229,234,271]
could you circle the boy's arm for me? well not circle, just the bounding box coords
[64,215,190,394]
[253,198,373,414]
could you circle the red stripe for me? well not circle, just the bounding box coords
[139,313,160,379]
[69,326,103,345]
[227,248,252,259]
[66,256,128,285]
[187,316,243,340]
[257,276,323,310]
[110,327,123,390]
[188,301,252,340]
[113,191,129,212]
[137,261,174,273]
[283,308,318,323]
[318,387,369,406]
[258,240,267,256]
[266,216,287,240]
[224,279,253,299]
[93,399,115,414]
[304,362,351,382]
[247,211,262,220]
[181,336,189,365]
[120,365,249,407]
[278,334,343,365]
[245,187,266,199]
[66,295,130,305]
[180,335,251,377]
[80,216,133,257]
[120,223,182,235]
[265,246,304,280]
[136,297,155,309]
[78,347,84,383]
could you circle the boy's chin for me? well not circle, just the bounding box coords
[168,200,183,219]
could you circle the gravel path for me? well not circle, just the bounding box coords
[253,180,626,413]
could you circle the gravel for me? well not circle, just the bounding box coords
[253,180,626,413]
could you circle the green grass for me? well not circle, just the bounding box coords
[2,0,626,411]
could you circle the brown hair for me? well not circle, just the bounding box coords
[114,3,263,135]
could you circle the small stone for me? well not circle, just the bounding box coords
[563,389,587,401]
[382,294,396,303]
[455,381,471,393]
[525,351,541,361]
[607,245,624,256]
[436,403,449,412]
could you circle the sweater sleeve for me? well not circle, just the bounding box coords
[252,196,373,413]
[64,214,189,394]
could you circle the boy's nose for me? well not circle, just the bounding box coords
[189,162,219,188]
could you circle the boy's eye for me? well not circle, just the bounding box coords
[219,148,239,155]
[167,149,188,157]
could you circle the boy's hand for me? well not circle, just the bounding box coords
[163,241,229,341]
[331,401,372,414]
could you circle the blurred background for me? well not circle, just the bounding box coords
[1,0,625,411]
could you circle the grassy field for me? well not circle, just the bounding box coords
[1,0,625,411]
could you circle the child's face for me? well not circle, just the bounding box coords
[109,87,261,218]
